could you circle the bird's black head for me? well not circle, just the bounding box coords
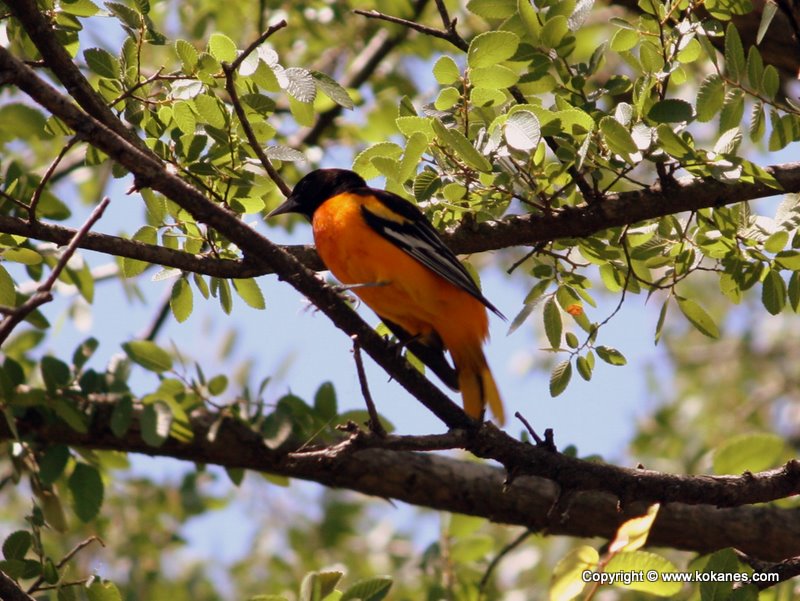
[267,168,367,221]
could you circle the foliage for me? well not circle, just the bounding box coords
[0,0,799,599]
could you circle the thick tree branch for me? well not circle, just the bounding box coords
[1,162,799,283]
[0,43,471,429]
[3,404,799,563]
[0,570,37,601]
[0,198,110,345]
[4,0,152,154]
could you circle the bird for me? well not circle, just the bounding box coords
[268,168,505,424]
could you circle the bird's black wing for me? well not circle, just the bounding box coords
[357,188,504,318]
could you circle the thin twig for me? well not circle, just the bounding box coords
[27,536,104,594]
[0,197,110,347]
[222,24,292,198]
[229,20,287,72]
[0,188,31,212]
[479,529,534,595]
[29,136,78,222]
[735,551,800,590]
[353,8,466,50]
[138,288,173,341]
[352,339,387,437]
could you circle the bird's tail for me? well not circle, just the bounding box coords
[454,346,505,425]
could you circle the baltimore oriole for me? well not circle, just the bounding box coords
[268,168,505,424]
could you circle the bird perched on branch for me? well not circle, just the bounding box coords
[268,168,505,424]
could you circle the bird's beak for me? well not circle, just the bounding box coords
[266,195,299,218]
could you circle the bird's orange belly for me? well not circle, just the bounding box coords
[312,195,488,347]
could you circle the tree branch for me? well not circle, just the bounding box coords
[0,198,110,346]
[223,22,293,198]
[0,43,472,429]
[3,0,152,154]
[1,162,799,283]
[0,570,37,601]
[3,404,800,563]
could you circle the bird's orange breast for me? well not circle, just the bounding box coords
[311,193,489,349]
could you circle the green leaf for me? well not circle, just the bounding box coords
[208,374,228,396]
[467,31,520,68]
[434,86,460,111]
[470,65,518,89]
[761,65,780,100]
[713,432,786,474]
[746,45,763,89]
[0,265,15,307]
[451,534,494,562]
[122,226,157,277]
[696,74,724,122]
[60,0,100,16]
[353,142,403,180]
[284,67,316,103]
[432,56,460,85]
[72,337,99,370]
[396,116,434,140]
[84,47,119,79]
[724,22,745,80]
[431,119,492,172]
[300,570,344,601]
[676,297,719,338]
[170,277,193,323]
[0,104,48,140]
[549,546,598,601]
[595,346,627,366]
[233,277,265,310]
[311,70,354,109]
[647,99,693,123]
[141,401,172,447]
[541,15,569,48]
[698,548,743,600]
[340,576,392,601]
[2,247,43,265]
[194,94,227,129]
[110,396,133,437]
[68,463,104,522]
[789,271,800,311]
[765,231,789,253]
[314,381,337,420]
[757,1,778,44]
[208,32,237,62]
[549,360,572,397]
[3,531,32,560]
[175,39,198,72]
[39,444,70,485]
[599,116,637,157]
[41,356,71,393]
[576,356,592,381]
[610,27,637,52]
[173,100,196,134]
[761,268,786,315]
[466,0,516,19]
[543,297,562,348]
[86,579,122,601]
[504,110,541,150]
[122,340,173,372]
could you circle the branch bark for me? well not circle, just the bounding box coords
[1,164,798,283]
[0,43,472,429]
[3,404,798,563]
